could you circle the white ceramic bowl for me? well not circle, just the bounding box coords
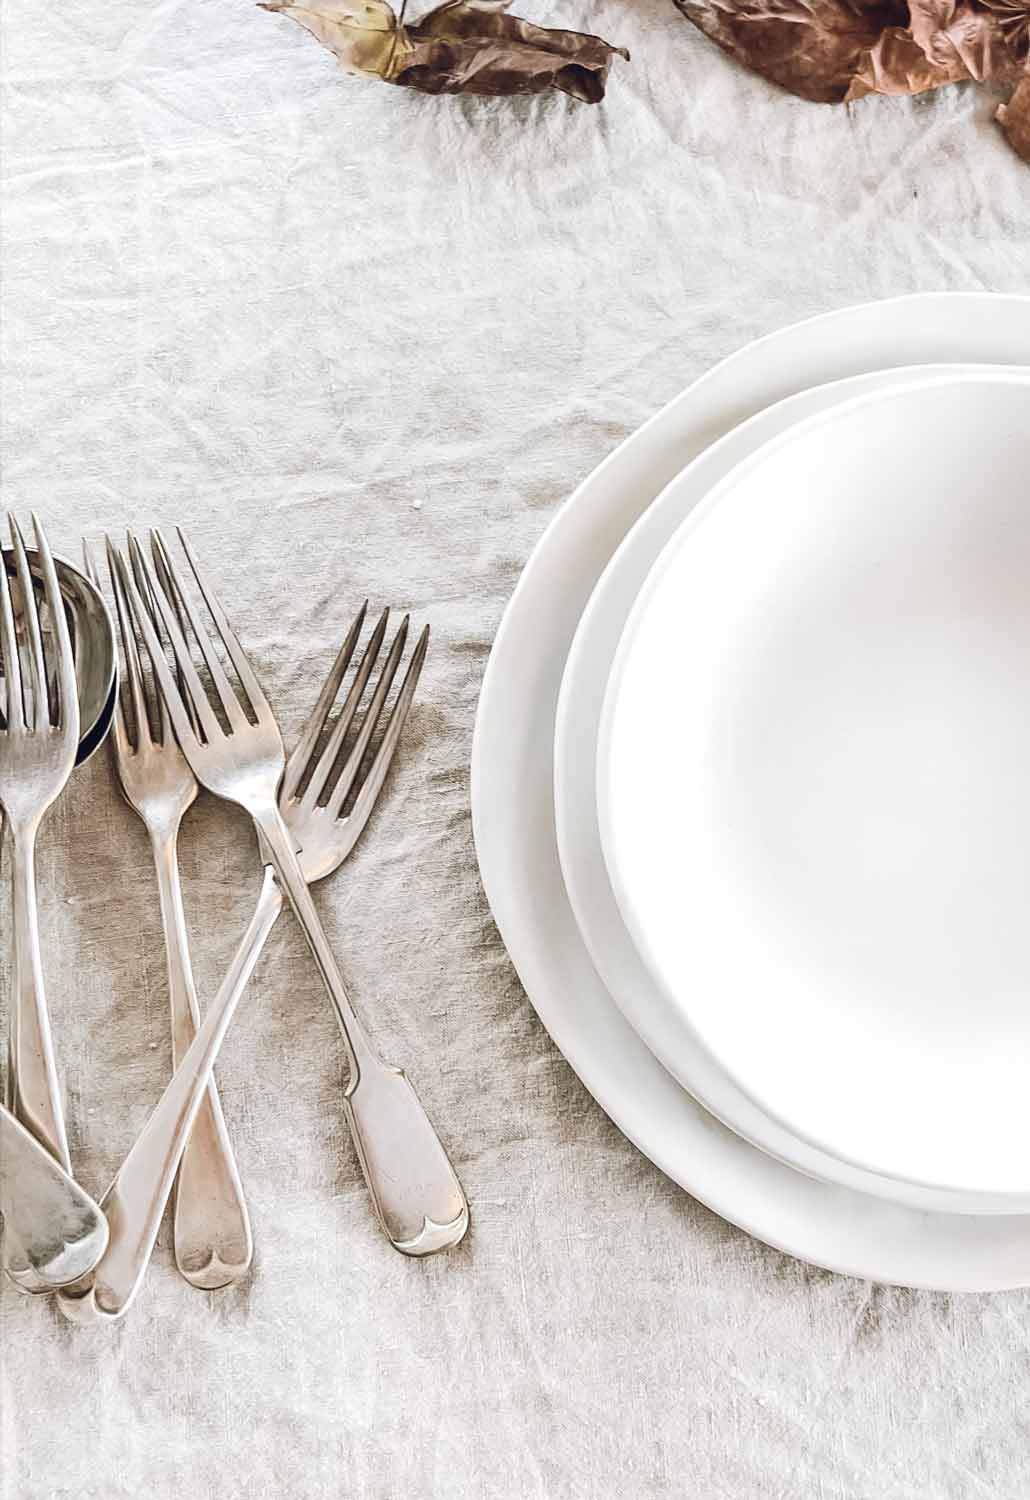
[598,371,1030,1214]
[557,365,1030,1216]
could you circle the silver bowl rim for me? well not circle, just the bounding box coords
[0,544,118,762]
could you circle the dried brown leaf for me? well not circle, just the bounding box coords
[672,0,1030,157]
[671,0,903,104]
[905,0,1025,80]
[259,0,411,79]
[260,0,627,100]
[997,73,1030,156]
[848,22,971,95]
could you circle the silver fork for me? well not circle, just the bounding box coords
[0,516,78,1292]
[59,593,458,1324]
[121,529,468,1256]
[82,541,252,1291]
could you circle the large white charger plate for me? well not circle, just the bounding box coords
[471,293,1030,1290]
[554,364,1030,1217]
[599,370,1030,1215]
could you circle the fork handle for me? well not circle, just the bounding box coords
[57,869,283,1325]
[254,805,469,1256]
[151,828,253,1291]
[5,819,71,1173]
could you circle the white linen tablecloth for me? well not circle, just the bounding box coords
[2,0,1029,1494]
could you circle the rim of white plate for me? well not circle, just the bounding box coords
[471,292,1030,1289]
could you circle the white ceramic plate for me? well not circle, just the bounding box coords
[471,294,1030,1289]
[599,371,1030,1215]
[554,365,1029,1216]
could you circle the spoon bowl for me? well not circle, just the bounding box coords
[1,548,117,764]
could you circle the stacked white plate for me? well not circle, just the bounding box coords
[472,295,1030,1289]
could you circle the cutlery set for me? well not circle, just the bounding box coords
[0,517,468,1324]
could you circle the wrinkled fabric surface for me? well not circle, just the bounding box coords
[1,0,1029,1496]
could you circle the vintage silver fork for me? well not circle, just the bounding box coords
[121,529,468,1256]
[82,541,252,1292]
[59,592,459,1324]
[0,517,78,1171]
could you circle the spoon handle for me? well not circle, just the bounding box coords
[5,820,70,1171]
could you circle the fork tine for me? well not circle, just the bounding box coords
[324,615,409,820]
[281,601,368,805]
[298,608,389,813]
[150,531,248,732]
[106,538,151,751]
[10,518,47,730]
[132,535,189,746]
[32,515,77,737]
[80,540,100,591]
[84,541,132,759]
[173,528,272,724]
[119,536,216,749]
[147,533,193,743]
[0,529,24,730]
[131,546,169,744]
[332,624,429,843]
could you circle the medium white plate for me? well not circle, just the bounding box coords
[599,371,1030,1214]
[471,294,1030,1289]
[554,365,1029,1216]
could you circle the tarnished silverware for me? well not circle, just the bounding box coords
[129,529,468,1257]
[0,518,79,1286]
[59,589,453,1325]
[0,1101,108,1291]
[83,541,252,1292]
[0,543,117,766]
[0,531,116,1294]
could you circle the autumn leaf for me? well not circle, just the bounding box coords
[997,74,1030,158]
[670,0,901,106]
[260,0,628,101]
[259,0,411,78]
[671,0,1030,158]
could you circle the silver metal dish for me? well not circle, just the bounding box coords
[1,548,117,764]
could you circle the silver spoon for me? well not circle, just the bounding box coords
[0,541,117,1293]
[0,1096,109,1290]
